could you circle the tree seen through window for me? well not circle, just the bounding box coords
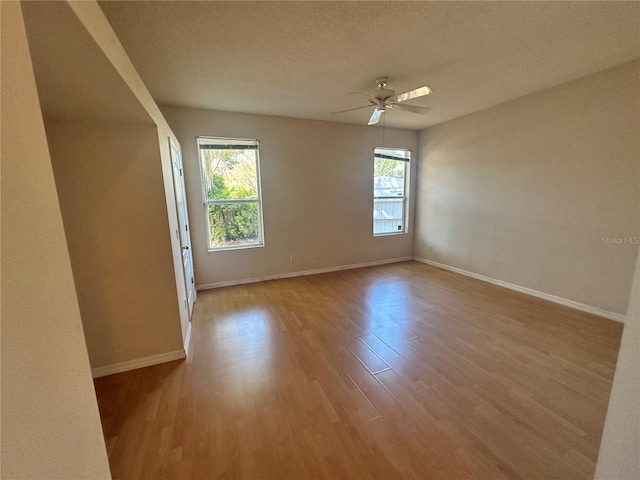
[198,138,263,250]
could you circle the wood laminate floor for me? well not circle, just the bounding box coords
[95,261,623,479]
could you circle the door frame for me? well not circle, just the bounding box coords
[169,138,196,321]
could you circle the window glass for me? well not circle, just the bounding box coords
[373,148,409,235]
[197,137,264,250]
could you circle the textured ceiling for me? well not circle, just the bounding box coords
[99,1,640,130]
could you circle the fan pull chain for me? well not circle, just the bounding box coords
[382,112,386,148]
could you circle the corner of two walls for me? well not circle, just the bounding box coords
[595,252,640,479]
[413,60,640,316]
[163,64,640,320]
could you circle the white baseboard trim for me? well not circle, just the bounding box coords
[413,257,625,323]
[91,349,186,378]
[196,256,414,291]
[184,321,193,356]
[197,275,264,290]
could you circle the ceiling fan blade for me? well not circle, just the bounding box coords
[388,103,430,114]
[368,106,384,125]
[352,92,379,102]
[331,104,372,115]
[395,86,432,103]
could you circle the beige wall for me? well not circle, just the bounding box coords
[161,106,418,286]
[63,0,194,346]
[21,0,193,358]
[595,255,640,478]
[415,61,640,315]
[44,121,185,369]
[0,2,111,478]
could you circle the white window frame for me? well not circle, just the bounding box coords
[373,147,410,236]
[197,136,265,252]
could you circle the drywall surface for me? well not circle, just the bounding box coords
[415,61,640,315]
[595,253,640,478]
[161,106,418,286]
[0,2,111,478]
[35,0,189,346]
[45,120,184,369]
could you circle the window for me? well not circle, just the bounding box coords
[373,147,410,235]
[197,137,264,250]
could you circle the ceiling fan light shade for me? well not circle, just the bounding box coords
[396,85,433,103]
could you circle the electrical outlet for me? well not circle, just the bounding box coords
[428,244,433,251]
[290,254,296,262]
[311,252,318,260]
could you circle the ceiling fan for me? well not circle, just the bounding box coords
[332,77,432,125]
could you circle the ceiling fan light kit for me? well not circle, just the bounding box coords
[332,76,433,125]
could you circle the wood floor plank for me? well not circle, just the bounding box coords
[94,261,623,479]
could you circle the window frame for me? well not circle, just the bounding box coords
[373,147,411,237]
[196,136,265,252]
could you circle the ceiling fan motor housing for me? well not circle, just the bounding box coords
[331,77,431,124]
[375,88,396,101]
[374,77,395,101]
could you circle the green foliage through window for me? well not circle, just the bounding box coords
[374,157,404,178]
[198,138,263,249]
[208,202,259,246]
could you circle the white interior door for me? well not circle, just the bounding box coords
[170,139,196,317]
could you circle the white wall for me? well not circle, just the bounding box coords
[161,106,418,287]
[0,2,111,477]
[44,120,185,370]
[415,61,640,316]
[595,254,640,478]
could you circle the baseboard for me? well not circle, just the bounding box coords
[91,349,186,378]
[196,257,414,291]
[413,257,626,323]
[197,276,264,290]
[184,321,193,356]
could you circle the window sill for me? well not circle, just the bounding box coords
[208,243,264,253]
[374,232,408,237]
